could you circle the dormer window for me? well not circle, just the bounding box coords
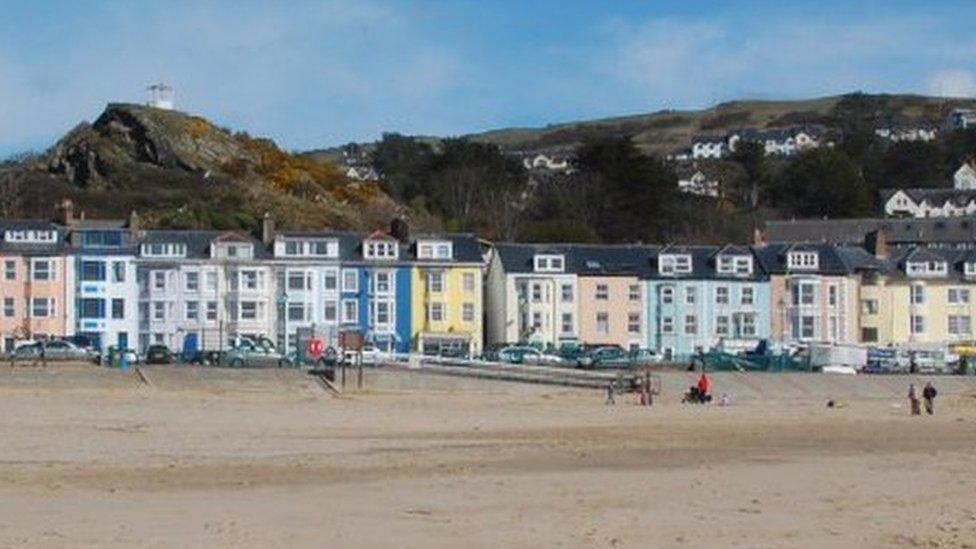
[964,262,976,278]
[141,243,187,258]
[659,254,692,276]
[5,230,57,243]
[716,255,753,276]
[277,238,338,258]
[364,240,398,260]
[533,254,565,273]
[906,260,947,277]
[417,240,453,260]
[787,251,818,270]
[213,242,253,260]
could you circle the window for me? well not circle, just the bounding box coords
[3,297,13,317]
[684,315,697,335]
[153,271,166,291]
[240,301,258,321]
[30,298,53,318]
[798,315,816,340]
[364,240,398,260]
[741,287,754,306]
[965,262,976,278]
[595,284,609,300]
[561,284,573,302]
[738,313,757,337]
[659,254,692,275]
[112,261,125,283]
[561,313,574,334]
[81,261,105,282]
[185,271,199,292]
[661,286,674,304]
[628,285,640,301]
[342,270,358,292]
[462,302,475,323]
[715,286,729,305]
[792,281,816,306]
[596,312,609,334]
[112,299,124,320]
[532,312,542,329]
[861,299,879,315]
[717,255,753,276]
[324,300,338,322]
[206,301,217,321]
[185,301,199,321]
[462,273,475,292]
[861,327,878,342]
[827,285,838,307]
[141,243,186,258]
[427,272,444,293]
[287,302,306,322]
[152,301,166,321]
[78,298,104,319]
[285,241,300,256]
[534,254,565,273]
[911,315,925,335]
[685,287,696,305]
[240,270,261,291]
[949,315,971,336]
[787,251,818,270]
[716,315,729,336]
[205,272,217,291]
[4,260,14,280]
[910,284,925,305]
[373,301,391,326]
[531,283,542,303]
[324,270,338,291]
[627,312,641,334]
[661,316,674,334]
[949,288,971,304]
[341,300,358,323]
[374,271,392,294]
[287,271,309,291]
[417,241,452,260]
[906,261,948,277]
[428,302,445,322]
[31,260,51,281]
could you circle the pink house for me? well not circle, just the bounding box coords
[0,221,73,351]
[577,274,645,348]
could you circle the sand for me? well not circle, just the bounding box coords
[0,368,974,548]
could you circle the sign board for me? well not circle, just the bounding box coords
[307,338,325,358]
[338,331,365,351]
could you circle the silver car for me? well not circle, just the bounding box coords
[14,340,94,362]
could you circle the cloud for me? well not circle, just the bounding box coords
[927,68,976,98]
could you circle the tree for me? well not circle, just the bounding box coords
[776,149,873,218]
[865,140,944,189]
[728,141,767,209]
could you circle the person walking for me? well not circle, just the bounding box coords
[697,372,711,403]
[605,380,616,406]
[922,382,937,415]
[908,383,921,416]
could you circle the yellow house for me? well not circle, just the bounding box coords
[859,247,976,345]
[409,235,484,356]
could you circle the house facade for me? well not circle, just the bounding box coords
[646,245,770,360]
[0,221,73,351]
[756,244,871,345]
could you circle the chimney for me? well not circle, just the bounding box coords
[59,198,75,226]
[390,217,410,243]
[752,226,765,246]
[127,210,141,233]
[865,228,888,258]
[262,212,275,245]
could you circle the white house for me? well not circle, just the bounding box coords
[677,171,720,198]
[882,188,976,219]
[954,162,976,190]
[691,136,727,159]
[137,231,276,353]
[947,109,976,131]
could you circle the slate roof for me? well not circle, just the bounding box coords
[752,243,880,276]
[138,230,272,260]
[764,216,976,247]
[0,219,65,254]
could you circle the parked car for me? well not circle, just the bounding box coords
[342,344,385,365]
[145,345,174,365]
[225,340,288,368]
[577,346,660,369]
[13,340,94,362]
[498,346,565,365]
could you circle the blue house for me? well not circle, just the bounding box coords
[646,245,771,361]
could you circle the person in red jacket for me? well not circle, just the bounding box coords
[697,373,711,403]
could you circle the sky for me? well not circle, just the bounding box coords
[2,0,976,156]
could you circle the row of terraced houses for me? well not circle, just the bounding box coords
[4,202,976,360]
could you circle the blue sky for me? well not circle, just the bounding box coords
[2,0,976,156]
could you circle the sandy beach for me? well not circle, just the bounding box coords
[0,367,973,548]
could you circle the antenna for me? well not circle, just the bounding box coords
[146,83,174,110]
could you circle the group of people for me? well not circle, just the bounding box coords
[908,382,938,415]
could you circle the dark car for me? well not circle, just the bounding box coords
[145,345,173,365]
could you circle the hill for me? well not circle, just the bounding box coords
[0,103,418,231]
